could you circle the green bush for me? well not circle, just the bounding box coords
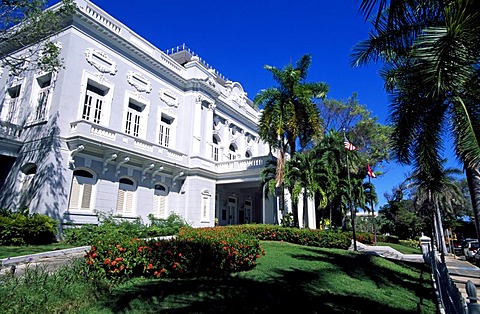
[84,226,263,280]
[229,224,351,249]
[63,212,190,246]
[0,209,57,245]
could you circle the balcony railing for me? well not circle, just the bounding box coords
[0,121,22,140]
[69,120,187,164]
[215,156,269,173]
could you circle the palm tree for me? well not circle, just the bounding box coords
[284,150,328,228]
[405,162,466,261]
[353,0,480,239]
[255,54,329,227]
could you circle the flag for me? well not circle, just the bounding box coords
[344,135,357,151]
[367,164,377,178]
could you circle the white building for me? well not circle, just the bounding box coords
[0,0,289,229]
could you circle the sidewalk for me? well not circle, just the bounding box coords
[352,241,480,305]
[0,246,90,276]
[444,254,480,301]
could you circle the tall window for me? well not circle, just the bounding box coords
[125,99,145,137]
[212,135,220,162]
[19,163,37,209]
[229,144,237,160]
[33,73,52,122]
[3,84,21,123]
[116,177,136,216]
[201,190,211,222]
[159,113,174,148]
[68,169,95,211]
[153,184,167,218]
[83,82,108,124]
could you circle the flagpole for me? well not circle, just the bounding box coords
[368,174,377,244]
[344,129,357,251]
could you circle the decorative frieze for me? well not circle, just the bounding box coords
[126,71,152,93]
[85,48,117,75]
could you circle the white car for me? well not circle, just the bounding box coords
[463,241,479,261]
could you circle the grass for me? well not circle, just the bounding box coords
[0,243,76,259]
[80,241,436,313]
[376,242,422,255]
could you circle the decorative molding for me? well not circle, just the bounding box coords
[102,152,117,174]
[85,48,117,75]
[204,76,216,88]
[141,163,155,182]
[116,156,130,177]
[126,71,152,93]
[68,145,84,168]
[159,89,179,107]
[151,165,164,184]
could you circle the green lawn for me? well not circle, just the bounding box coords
[375,242,422,254]
[0,243,76,259]
[80,241,436,313]
[0,241,436,313]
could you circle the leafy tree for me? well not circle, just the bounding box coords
[353,0,480,240]
[255,54,329,227]
[0,0,75,75]
[378,187,425,240]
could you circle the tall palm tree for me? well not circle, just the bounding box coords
[406,162,466,260]
[284,150,328,228]
[353,0,480,239]
[255,55,329,227]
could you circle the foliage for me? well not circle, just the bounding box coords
[0,0,76,75]
[0,208,57,245]
[377,193,425,240]
[353,0,480,242]
[234,224,351,249]
[0,257,107,314]
[84,227,263,280]
[63,212,190,246]
[280,212,294,227]
[255,54,328,225]
[0,241,436,313]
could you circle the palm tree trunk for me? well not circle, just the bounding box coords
[465,165,480,240]
[434,196,447,263]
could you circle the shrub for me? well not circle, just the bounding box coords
[0,209,57,245]
[228,224,351,249]
[84,226,263,280]
[63,212,190,246]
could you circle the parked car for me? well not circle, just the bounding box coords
[474,250,480,266]
[448,240,463,255]
[463,240,479,261]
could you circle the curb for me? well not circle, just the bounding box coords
[0,246,91,267]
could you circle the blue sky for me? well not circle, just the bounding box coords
[56,0,461,208]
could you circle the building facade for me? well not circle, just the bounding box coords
[0,0,284,229]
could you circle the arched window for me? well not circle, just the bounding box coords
[19,163,37,208]
[116,177,136,216]
[68,169,96,211]
[153,184,168,218]
[245,150,252,159]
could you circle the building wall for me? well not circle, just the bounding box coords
[0,0,276,229]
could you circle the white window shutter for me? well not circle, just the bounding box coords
[69,179,80,209]
[81,184,92,210]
